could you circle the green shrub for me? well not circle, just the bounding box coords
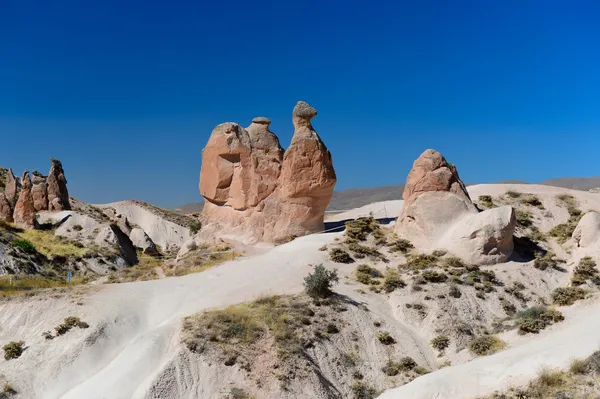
[501,299,516,316]
[189,220,202,235]
[516,306,564,335]
[3,341,25,360]
[421,270,448,283]
[533,252,564,271]
[549,223,577,244]
[515,209,534,228]
[381,360,400,376]
[398,356,417,371]
[478,195,495,208]
[414,366,430,375]
[448,284,461,298]
[377,331,396,345]
[329,248,354,264]
[552,287,585,306]
[351,381,377,399]
[42,331,54,340]
[304,264,339,298]
[521,194,544,209]
[348,243,384,260]
[431,335,450,352]
[506,191,522,198]
[9,239,37,254]
[355,264,382,285]
[468,335,506,356]
[387,238,414,253]
[345,217,379,241]
[382,268,405,293]
[571,256,598,286]
[55,324,71,335]
[72,224,83,231]
[404,254,439,269]
[443,256,466,268]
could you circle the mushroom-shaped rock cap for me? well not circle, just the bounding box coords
[293,101,317,120]
[252,117,271,125]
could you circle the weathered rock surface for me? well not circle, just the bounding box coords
[5,168,18,206]
[573,212,600,248]
[31,171,49,212]
[442,205,516,265]
[130,227,159,255]
[47,158,71,211]
[13,172,36,229]
[395,150,514,264]
[199,101,336,243]
[0,193,13,223]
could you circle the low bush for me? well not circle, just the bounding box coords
[345,217,379,241]
[355,264,382,285]
[506,190,522,198]
[403,254,439,270]
[515,209,534,229]
[55,316,90,336]
[387,238,414,253]
[382,268,405,293]
[552,287,585,306]
[381,360,401,376]
[9,239,37,254]
[571,256,598,286]
[377,331,396,345]
[521,194,544,209]
[516,306,564,335]
[421,270,448,283]
[533,252,564,271]
[431,335,450,352]
[304,264,339,298]
[329,248,354,264]
[443,256,467,269]
[189,220,202,235]
[3,341,25,360]
[351,381,377,399]
[448,284,461,298]
[478,195,495,208]
[468,335,506,356]
[398,356,417,371]
[348,243,385,260]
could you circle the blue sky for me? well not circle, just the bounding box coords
[1,1,599,208]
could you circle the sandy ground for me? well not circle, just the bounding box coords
[3,184,600,399]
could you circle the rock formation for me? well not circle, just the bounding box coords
[0,158,71,225]
[199,101,336,243]
[395,149,515,264]
[47,158,71,211]
[130,227,159,255]
[573,212,600,248]
[31,171,49,212]
[0,193,13,223]
[5,168,18,206]
[13,172,36,229]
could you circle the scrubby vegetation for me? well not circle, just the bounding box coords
[549,194,584,244]
[387,238,414,253]
[351,381,378,399]
[477,195,495,209]
[533,252,564,271]
[355,264,382,285]
[382,268,405,293]
[377,331,396,345]
[9,239,37,254]
[552,286,585,306]
[345,217,380,241]
[482,351,600,399]
[304,264,339,298]
[431,335,450,353]
[571,256,599,286]
[188,219,202,235]
[3,341,25,360]
[515,306,564,335]
[54,316,89,336]
[468,335,506,356]
[399,253,439,270]
[329,248,354,264]
[17,229,90,258]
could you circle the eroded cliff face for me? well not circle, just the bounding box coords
[199,101,336,243]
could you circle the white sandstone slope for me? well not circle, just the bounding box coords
[2,184,600,398]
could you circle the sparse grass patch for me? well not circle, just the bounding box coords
[549,194,584,244]
[387,238,414,253]
[477,195,495,208]
[348,243,386,261]
[345,217,379,241]
[552,286,585,306]
[351,381,378,399]
[9,239,37,254]
[400,253,439,270]
[18,229,89,258]
[533,252,564,271]
[515,209,534,229]
[355,264,382,285]
[3,341,25,360]
[421,270,448,283]
[468,335,506,356]
[521,194,544,209]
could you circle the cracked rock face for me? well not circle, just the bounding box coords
[47,158,71,211]
[199,101,336,243]
[13,171,36,229]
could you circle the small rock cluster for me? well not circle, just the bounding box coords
[199,101,337,243]
[0,158,71,228]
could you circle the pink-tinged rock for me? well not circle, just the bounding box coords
[31,171,49,212]
[13,171,36,229]
[0,193,13,223]
[5,168,18,206]
[47,158,71,211]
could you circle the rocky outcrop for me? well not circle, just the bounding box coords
[130,227,159,255]
[395,150,514,264]
[199,101,336,243]
[573,212,600,248]
[0,193,13,223]
[5,168,18,206]
[31,171,49,212]
[13,172,36,229]
[47,158,71,211]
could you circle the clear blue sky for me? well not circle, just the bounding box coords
[1,1,599,208]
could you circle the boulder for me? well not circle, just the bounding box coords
[5,168,18,206]
[31,171,49,212]
[573,212,600,248]
[47,158,71,211]
[199,101,336,244]
[130,227,159,255]
[394,150,514,264]
[13,171,36,229]
[441,206,516,265]
[0,193,13,223]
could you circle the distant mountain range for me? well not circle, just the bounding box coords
[173,177,600,214]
